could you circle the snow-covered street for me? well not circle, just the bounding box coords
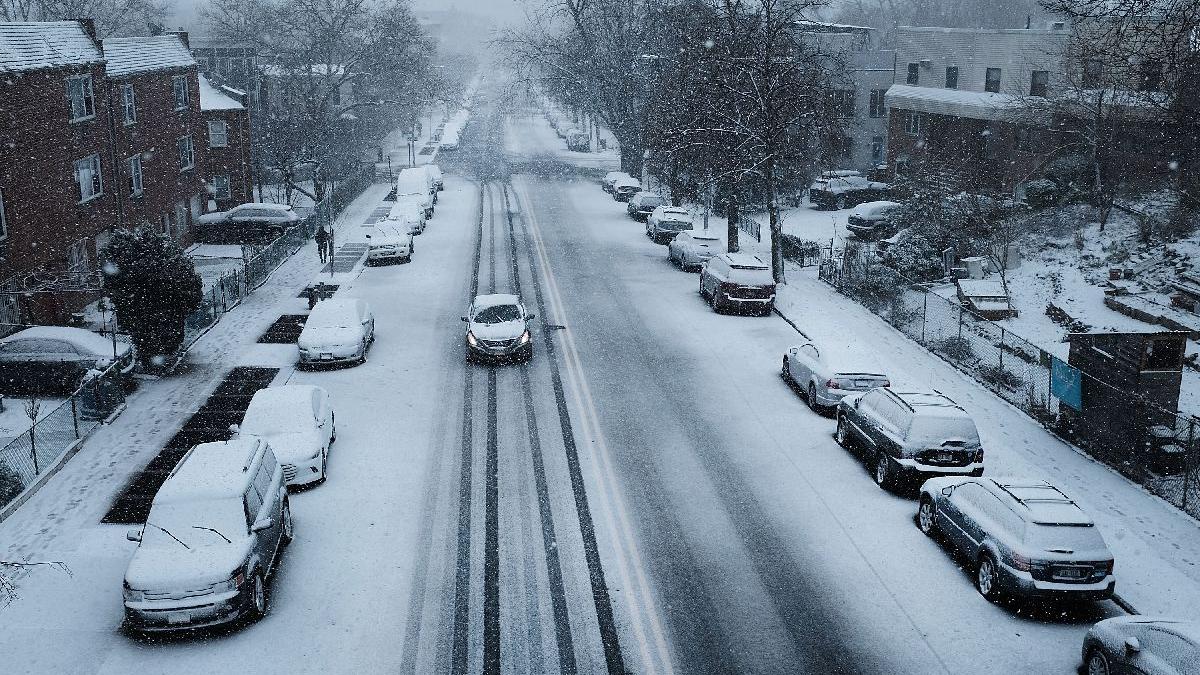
[2,86,1200,675]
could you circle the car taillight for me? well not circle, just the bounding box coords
[973,449,985,463]
[234,572,245,588]
[881,379,891,387]
[1102,560,1114,575]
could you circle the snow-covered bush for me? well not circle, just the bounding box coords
[0,462,22,506]
[978,363,1023,391]
[1022,179,1062,208]
[880,232,943,281]
[932,335,975,363]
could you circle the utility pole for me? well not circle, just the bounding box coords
[703,169,713,231]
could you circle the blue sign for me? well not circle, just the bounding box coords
[1051,357,1082,411]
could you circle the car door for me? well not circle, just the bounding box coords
[253,453,283,561]
[845,390,882,447]
[794,344,820,386]
[941,482,983,553]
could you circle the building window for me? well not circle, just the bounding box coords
[173,75,190,110]
[1015,126,1033,152]
[871,136,885,163]
[1030,70,1049,97]
[903,111,920,136]
[1083,59,1104,89]
[869,89,887,118]
[834,136,853,158]
[159,213,171,236]
[177,136,195,171]
[213,175,231,200]
[945,66,959,89]
[127,155,143,196]
[67,238,90,271]
[1140,59,1163,91]
[985,67,1002,93]
[0,188,7,242]
[66,75,96,121]
[121,83,136,125]
[208,120,229,148]
[906,62,919,85]
[74,154,103,202]
[833,89,855,117]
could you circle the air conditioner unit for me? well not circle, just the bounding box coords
[919,59,932,68]
[1049,21,1066,30]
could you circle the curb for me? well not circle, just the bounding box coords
[772,304,811,341]
[1112,593,1139,615]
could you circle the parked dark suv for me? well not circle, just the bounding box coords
[835,388,984,490]
[698,253,776,315]
[918,478,1116,603]
[809,173,890,210]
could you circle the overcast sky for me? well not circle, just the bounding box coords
[168,0,527,32]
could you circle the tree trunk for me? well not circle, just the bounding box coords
[765,161,785,283]
[727,187,740,253]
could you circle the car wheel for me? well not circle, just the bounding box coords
[976,554,1000,601]
[781,357,791,383]
[873,453,894,490]
[699,276,709,299]
[917,496,937,536]
[1085,649,1111,675]
[330,413,336,443]
[248,572,268,620]
[318,449,329,484]
[807,383,820,412]
[281,499,294,544]
[835,415,850,447]
[835,195,847,209]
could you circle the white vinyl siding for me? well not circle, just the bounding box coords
[74,154,103,202]
[66,74,95,121]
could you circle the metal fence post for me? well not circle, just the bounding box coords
[29,425,38,475]
[1185,419,1196,511]
[920,293,928,344]
[999,328,1005,376]
[71,396,80,439]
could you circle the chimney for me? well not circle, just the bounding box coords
[1025,15,1031,29]
[79,18,99,46]
[169,30,190,50]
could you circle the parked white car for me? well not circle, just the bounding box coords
[668,229,723,271]
[297,298,375,366]
[645,206,694,243]
[396,168,434,217]
[388,197,427,234]
[602,171,632,193]
[365,224,414,265]
[239,385,335,487]
[612,176,642,201]
[782,341,890,412]
[196,202,300,227]
[425,164,444,191]
[123,437,290,633]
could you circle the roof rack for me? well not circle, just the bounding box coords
[241,437,262,473]
[884,388,915,412]
[992,480,1078,509]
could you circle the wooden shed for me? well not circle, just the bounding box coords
[955,279,1016,319]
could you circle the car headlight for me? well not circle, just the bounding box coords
[123,582,145,602]
[519,330,531,345]
[466,332,478,347]
[212,571,245,595]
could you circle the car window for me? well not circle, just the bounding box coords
[979,492,1023,538]
[254,452,275,498]
[244,487,263,528]
[1145,629,1200,672]
[952,482,989,513]
[0,339,42,354]
[475,304,522,324]
[857,389,883,415]
[874,396,908,435]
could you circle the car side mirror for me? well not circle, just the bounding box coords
[228,424,240,436]
[126,528,142,542]
[526,314,537,322]
[365,233,372,239]
[460,316,468,322]
[251,518,274,533]
[1124,637,1141,655]
[940,486,955,497]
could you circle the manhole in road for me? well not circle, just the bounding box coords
[102,366,279,524]
[258,314,309,344]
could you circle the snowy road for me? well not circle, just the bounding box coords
[0,95,1133,674]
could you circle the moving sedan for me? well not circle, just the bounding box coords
[238,384,336,487]
[462,294,535,363]
[297,298,375,367]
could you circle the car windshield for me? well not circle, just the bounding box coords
[242,401,303,436]
[475,304,521,324]
[1024,524,1107,553]
[663,220,692,230]
[143,500,245,547]
[907,416,980,446]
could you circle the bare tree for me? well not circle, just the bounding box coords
[0,0,166,38]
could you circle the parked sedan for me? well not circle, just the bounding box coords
[365,225,414,265]
[627,191,668,221]
[782,341,889,412]
[918,478,1116,603]
[668,230,723,271]
[239,385,335,487]
[0,326,135,396]
[846,200,902,240]
[297,298,375,366]
[645,206,694,243]
[1082,617,1200,675]
[195,203,300,243]
[809,175,890,210]
[602,171,631,193]
[463,294,535,363]
[612,176,642,202]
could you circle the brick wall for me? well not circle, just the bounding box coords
[202,106,254,210]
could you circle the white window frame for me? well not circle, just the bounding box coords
[127,155,144,197]
[178,136,195,172]
[0,187,8,242]
[67,238,90,272]
[173,75,190,110]
[122,83,137,125]
[904,112,921,137]
[66,74,96,122]
[208,120,229,148]
[213,174,232,200]
[74,154,103,203]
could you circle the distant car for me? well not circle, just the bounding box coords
[387,198,427,235]
[836,389,984,490]
[122,437,291,633]
[297,298,375,366]
[668,230,723,271]
[365,225,414,265]
[462,294,535,363]
[612,177,642,202]
[918,478,1116,603]
[196,202,300,228]
[425,164,444,192]
[195,203,300,243]
[846,201,902,240]
[396,168,434,217]
[645,206,693,243]
[809,175,890,210]
[782,342,890,413]
[602,171,631,193]
[698,253,775,315]
[440,133,459,150]
[0,326,135,396]
[239,385,335,487]
[1082,617,1200,675]
[627,192,668,221]
[566,129,591,152]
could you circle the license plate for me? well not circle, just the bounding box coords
[166,611,191,625]
[935,452,954,463]
[320,353,333,360]
[854,380,870,388]
[1056,567,1087,580]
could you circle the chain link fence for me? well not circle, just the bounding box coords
[820,251,1200,520]
[0,364,126,511]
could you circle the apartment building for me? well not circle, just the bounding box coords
[198,74,254,210]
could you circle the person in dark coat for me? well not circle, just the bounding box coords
[315,226,329,263]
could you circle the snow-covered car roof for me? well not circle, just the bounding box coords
[849,201,901,218]
[154,439,265,503]
[679,229,720,241]
[307,298,365,327]
[604,171,631,182]
[613,176,642,188]
[0,325,131,357]
[473,293,521,309]
[235,202,294,212]
[242,385,324,433]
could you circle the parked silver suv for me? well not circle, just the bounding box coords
[918,478,1116,603]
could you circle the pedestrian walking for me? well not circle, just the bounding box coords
[315,225,329,263]
[326,229,335,265]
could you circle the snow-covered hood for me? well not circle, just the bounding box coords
[469,320,526,341]
[299,325,361,349]
[368,233,409,248]
[253,430,323,464]
[125,540,252,590]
